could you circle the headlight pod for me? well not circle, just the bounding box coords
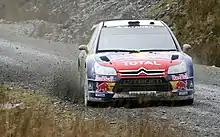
[168,61,187,74]
[94,62,117,75]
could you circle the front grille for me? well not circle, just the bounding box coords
[113,78,172,93]
[119,68,165,76]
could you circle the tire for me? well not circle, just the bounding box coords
[170,97,194,106]
[79,70,85,91]
[78,55,87,104]
[84,76,88,106]
[78,52,86,91]
[84,78,93,107]
[185,93,194,105]
[185,98,194,105]
[80,64,92,107]
[177,98,194,106]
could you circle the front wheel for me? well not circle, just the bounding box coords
[84,79,93,107]
[84,77,88,106]
[177,98,194,106]
[82,70,93,107]
[185,98,194,105]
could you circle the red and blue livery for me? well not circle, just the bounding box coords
[78,20,195,106]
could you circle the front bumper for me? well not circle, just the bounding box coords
[88,90,194,102]
[87,74,195,102]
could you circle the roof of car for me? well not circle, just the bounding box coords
[103,20,164,27]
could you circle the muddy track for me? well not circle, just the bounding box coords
[0,28,220,137]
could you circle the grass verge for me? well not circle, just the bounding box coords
[0,85,185,137]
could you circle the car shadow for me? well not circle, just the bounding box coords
[87,99,193,109]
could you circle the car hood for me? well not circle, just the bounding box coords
[95,52,185,71]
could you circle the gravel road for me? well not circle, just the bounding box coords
[1,28,220,137]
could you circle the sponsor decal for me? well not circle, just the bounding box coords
[95,76,115,82]
[120,79,163,85]
[107,83,115,93]
[178,91,188,96]
[172,73,188,81]
[170,80,188,92]
[176,81,187,90]
[95,93,105,97]
[96,82,115,93]
[96,82,109,92]
[89,97,102,101]
[122,61,161,66]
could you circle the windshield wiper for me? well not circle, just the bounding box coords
[97,49,140,53]
[139,49,177,52]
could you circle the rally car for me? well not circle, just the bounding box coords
[78,19,195,106]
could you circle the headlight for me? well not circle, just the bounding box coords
[94,62,117,75]
[168,61,187,74]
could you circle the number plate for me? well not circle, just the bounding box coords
[129,91,157,96]
[178,91,188,96]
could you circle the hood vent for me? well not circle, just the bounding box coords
[171,55,179,60]
[100,56,110,62]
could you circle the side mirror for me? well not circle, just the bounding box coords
[183,44,192,52]
[79,45,89,54]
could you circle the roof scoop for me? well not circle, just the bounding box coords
[128,21,140,26]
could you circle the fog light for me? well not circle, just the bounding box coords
[189,81,194,88]
[88,81,94,90]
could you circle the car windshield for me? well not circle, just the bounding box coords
[97,26,177,52]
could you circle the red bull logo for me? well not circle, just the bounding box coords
[172,73,188,81]
[176,81,187,90]
[96,82,109,92]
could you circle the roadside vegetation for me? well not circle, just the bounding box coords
[170,0,220,66]
[0,85,185,137]
[145,0,220,67]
